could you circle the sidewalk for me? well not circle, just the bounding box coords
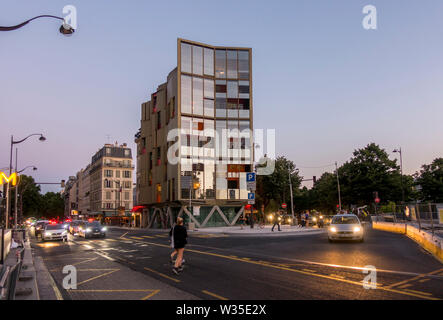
[191,225,325,236]
[108,225,325,236]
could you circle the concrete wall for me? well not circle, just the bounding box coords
[373,221,443,264]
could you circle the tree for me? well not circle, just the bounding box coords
[17,175,42,218]
[40,192,64,218]
[256,156,302,213]
[414,158,443,203]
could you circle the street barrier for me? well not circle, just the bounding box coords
[373,221,443,264]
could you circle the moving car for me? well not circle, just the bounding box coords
[42,223,68,241]
[328,214,364,242]
[78,221,107,238]
[34,220,49,238]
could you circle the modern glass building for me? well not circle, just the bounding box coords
[135,39,253,228]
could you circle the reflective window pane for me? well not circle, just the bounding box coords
[181,75,192,114]
[204,79,214,99]
[227,81,238,98]
[181,43,192,73]
[204,48,214,76]
[192,46,203,75]
[238,50,249,79]
[193,77,203,116]
[227,50,238,79]
[215,50,226,78]
[204,99,214,117]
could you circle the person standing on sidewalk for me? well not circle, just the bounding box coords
[170,217,187,275]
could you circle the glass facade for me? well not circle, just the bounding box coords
[179,40,251,201]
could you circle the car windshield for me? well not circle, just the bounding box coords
[332,216,359,224]
[87,221,101,227]
[46,224,64,230]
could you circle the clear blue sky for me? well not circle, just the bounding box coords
[1,0,443,192]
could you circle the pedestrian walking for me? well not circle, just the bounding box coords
[169,217,187,275]
[271,211,281,232]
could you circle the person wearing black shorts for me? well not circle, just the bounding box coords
[171,217,187,275]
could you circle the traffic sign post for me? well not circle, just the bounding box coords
[246,173,256,228]
[281,203,287,209]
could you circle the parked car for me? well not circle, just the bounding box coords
[42,223,68,242]
[78,221,107,238]
[328,214,364,242]
[68,220,82,235]
[34,220,49,238]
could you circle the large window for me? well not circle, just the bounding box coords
[192,46,203,75]
[227,50,238,79]
[238,50,249,79]
[181,43,192,73]
[204,48,214,76]
[193,77,203,116]
[215,50,226,78]
[181,75,192,114]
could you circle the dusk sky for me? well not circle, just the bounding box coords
[1,0,443,193]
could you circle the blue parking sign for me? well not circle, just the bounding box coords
[248,193,255,200]
[246,172,256,182]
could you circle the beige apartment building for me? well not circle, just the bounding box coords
[135,39,253,228]
[89,143,134,217]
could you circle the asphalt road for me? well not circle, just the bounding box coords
[31,225,443,300]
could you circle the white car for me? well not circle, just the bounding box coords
[328,214,364,242]
[42,223,68,242]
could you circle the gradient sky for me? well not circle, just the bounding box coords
[1,0,443,193]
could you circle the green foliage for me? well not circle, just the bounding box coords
[256,156,302,210]
[12,175,64,219]
[414,158,443,202]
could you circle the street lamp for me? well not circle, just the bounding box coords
[4,133,46,229]
[14,163,38,228]
[393,148,405,221]
[0,15,75,35]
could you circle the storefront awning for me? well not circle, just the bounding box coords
[131,205,146,213]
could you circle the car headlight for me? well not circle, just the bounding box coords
[86,228,92,232]
[353,226,361,233]
[45,232,51,236]
[330,227,337,233]
[313,217,317,222]
[101,227,107,232]
[320,216,323,219]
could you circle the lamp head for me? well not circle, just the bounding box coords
[60,23,75,36]
[39,135,46,142]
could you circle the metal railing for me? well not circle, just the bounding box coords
[0,247,24,300]
[375,203,443,237]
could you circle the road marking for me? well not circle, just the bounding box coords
[50,268,119,272]
[131,239,440,300]
[143,267,181,283]
[76,269,119,286]
[404,289,433,296]
[130,236,144,240]
[120,232,129,238]
[141,289,161,300]
[302,269,316,273]
[71,257,99,266]
[95,251,116,261]
[106,238,117,242]
[419,279,430,283]
[202,290,228,300]
[142,235,155,239]
[385,267,443,289]
[329,274,345,279]
[398,284,412,289]
[48,268,64,300]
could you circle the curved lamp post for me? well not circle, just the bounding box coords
[0,15,74,35]
[14,165,38,228]
[4,134,46,229]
